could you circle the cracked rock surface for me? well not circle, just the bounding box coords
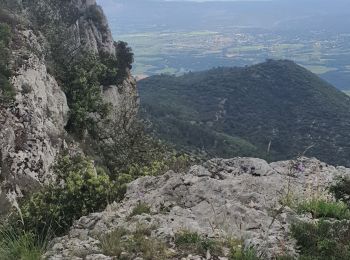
[46,157,350,259]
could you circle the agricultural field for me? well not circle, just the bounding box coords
[113,28,350,90]
[103,0,350,90]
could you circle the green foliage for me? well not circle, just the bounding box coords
[88,113,194,197]
[226,238,259,260]
[55,46,135,136]
[115,41,134,83]
[139,60,350,166]
[99,52,119,86]
[330,176,350,207]
[100,227,128,257]
[128,203,151,219]
[175,230,223,257]
[86,5,105,25]
[291,220,350,260]
[229,248,259,260]
[100,226,168,260]
[124,153,191,177]
[0,22,15,105]
[18,154,118,236]
[114,152,193,198]
[297,198,350,220]
[0,225,48,260]
[62,53,111,136]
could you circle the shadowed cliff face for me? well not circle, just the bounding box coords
[0,0,138,215]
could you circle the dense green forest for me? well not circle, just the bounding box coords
[139,60,350,166]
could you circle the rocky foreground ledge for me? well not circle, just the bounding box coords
[45,157,350,259]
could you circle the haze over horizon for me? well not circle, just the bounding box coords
[98,0,350,90]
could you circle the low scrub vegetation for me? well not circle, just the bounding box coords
[128,203,151,219]
[291,179,350,259]
[0,225,49,260]
[291,220,350,260]
[297,198,350,220]
[229,249,259,260]
[0,22,15,105]
[61,52,112,136]
[175,230,224,257]
[16,154,118,236]
[174,231,261,259]
[100,226,168,260]
[330,176,350,207]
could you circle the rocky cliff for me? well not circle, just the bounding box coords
[45,157,350,259]
[0,0,138,215]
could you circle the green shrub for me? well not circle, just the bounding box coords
[18,154,118,236]
[226,238,260,260]
[62,52,111,136]
[122,153,191,178]
[330,176,350,207]
[0,225,48,260]
[57,45,135,136]
[291,220,350,260]
[0,22,15,105]
[175,230,223,257]
[297,198,350,220]
[91,115,194,194]
[229,248,259,260]
[100,227,128,257]
[114,41,134,83]
[100,226,168,260]
[128,203,151,219]
[86,5,105,25]
[99,52,119,86]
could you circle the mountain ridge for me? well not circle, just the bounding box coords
[139,59,350,166]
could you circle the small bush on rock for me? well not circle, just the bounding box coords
[0,224,48,260]
[18,154,118,236]
[175,230,224,257]
[114,41,133,83]
[291,220,350,260]
[297,198,350,220]
[100,225,168,260]
[0,22,15,105]
[128,203,151,219]
[330,176,350,207]
[227,238,259,260]
[229,248,259,260]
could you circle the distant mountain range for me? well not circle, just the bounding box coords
[139,60,350,166]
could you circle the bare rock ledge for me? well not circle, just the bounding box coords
[45,157,350,259]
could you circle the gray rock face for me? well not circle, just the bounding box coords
[0,30,69,214]
[46,157,350,259]
[64,1,116,55]
[102,75,139,123]
[0,0,138,215]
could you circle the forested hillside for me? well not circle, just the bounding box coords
[139,60,350,166]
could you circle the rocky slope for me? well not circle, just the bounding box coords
[0,0,138,215]
[45,157,350,259]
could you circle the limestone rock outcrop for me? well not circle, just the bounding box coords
[46,157,350,259]
[0,0,138,215]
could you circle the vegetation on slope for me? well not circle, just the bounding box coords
[139,60,350,166]
[0,22,15,105]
